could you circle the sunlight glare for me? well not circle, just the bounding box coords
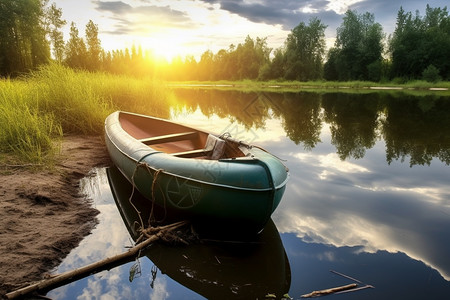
[144,36,186,63]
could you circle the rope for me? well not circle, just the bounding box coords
[129,161,168,241]
[129,163,145,233]
[149,168,164,225]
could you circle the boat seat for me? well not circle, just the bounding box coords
[172,134,226,159]
[139,131,198,145]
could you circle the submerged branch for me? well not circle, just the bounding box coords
[301,283,358,298]
[6,221,189,300]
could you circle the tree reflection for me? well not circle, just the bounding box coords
[322,93,381,160]
[171,89,450,166]
[173,89,271,129]
[276,92,322,149]
[382,94,450,166]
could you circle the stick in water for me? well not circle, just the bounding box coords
[6,221,189,300]
[301,283,358,298]
[330,269,363,284]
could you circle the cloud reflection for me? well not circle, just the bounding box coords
[150,277,170,300]
[170,104,450,284]
[274,141,450,281]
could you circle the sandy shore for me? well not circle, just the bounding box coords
[0,135,111,298]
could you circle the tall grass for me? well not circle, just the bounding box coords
[0,64,173,165]
[0,80,62,164]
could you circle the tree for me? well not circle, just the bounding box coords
[235,36,271,79]
[0,0,50,76]
[334,10,363,80]
[323,47,340,81]
[85,20,101,71]
[325,10,384,81]
[258,50,283,81]
[213,48,230,80]
[45,2,66,63]
[284,17,327,81]
[360,13,384,80]
[389,5,450,80]
[389,7,424,79]
[197,50,214,80]
[65,22,87,69]
[259,47,285,80]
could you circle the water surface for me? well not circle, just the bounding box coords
[50,90,450,299]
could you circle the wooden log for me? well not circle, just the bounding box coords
[6,221,188,300]
[301,283,358,298]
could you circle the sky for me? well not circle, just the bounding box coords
[54,0,448,61]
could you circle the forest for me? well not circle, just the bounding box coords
[0,1,449,82]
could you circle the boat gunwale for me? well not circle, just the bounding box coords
[105,111,289,192]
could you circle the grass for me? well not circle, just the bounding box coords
[0,64,173,165]
[0,79,62,165]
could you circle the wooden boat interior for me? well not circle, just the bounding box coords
[119,112,246,159]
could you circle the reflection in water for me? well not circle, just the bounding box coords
[49,90,450,299]
[172,89,450,166]
[107,166,291,300]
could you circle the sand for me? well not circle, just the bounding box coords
[0,135,111,298]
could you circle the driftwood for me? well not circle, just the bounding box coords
[6,221,189,300]
[301,283,358,298]
[301,270,375,298]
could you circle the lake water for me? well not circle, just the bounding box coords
[49,90,450,299]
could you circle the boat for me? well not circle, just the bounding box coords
[104,111,289,233]
[106,165,291,299]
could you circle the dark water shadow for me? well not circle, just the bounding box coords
[107,166,291,299]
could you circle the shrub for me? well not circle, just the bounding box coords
[422,65,441,83]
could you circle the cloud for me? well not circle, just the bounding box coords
[95,0,133,14]
[201,0,330,29]
[198,0,349,31]
[93,0,195,35]
[199,0,447,36]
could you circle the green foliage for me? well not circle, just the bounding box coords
[45,3,66,63]
[85,20,102,70]
[389,5,450,80]
[283,18,327,81]
[324,10,384,81]
[0,0,50,76]
[65,22,88,69]
[188,36,272,81]
[422,64,442,82]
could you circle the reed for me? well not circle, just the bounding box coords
[0,79,61,164]
[0,64,173,164]
[30,64,172,134]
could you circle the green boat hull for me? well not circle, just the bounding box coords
[106,166,291,298]
[105,111,289,232]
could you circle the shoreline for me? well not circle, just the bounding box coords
[167,80,450,91]
[0,135,111,298]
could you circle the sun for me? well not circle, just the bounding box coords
[141,35,192,63]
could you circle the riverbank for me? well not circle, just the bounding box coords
[168,79,450,92]
[0,135,111,298]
